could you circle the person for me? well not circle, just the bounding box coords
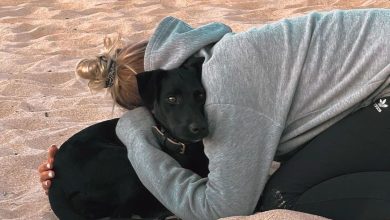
[38,9,390,220]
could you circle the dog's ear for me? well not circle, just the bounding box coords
[136,70,165,110]
[182,56,205,73]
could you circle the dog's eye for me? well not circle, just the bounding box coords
[167,96,178,104]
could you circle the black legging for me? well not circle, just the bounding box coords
[258,97,390,220]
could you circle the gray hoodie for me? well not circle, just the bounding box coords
[116,9,390,220]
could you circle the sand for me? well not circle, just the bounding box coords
[0,1,389,219]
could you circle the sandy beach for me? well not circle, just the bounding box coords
[0,1,389,219]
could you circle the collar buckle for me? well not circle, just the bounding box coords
[152,126,186,154]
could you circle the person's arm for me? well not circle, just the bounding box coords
[116,106,282,220]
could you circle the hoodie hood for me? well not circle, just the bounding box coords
[144,16,232,71]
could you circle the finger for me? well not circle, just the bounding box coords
[38,145,58,172]
[38,162,47,173]
[40,170,55,182]
[42,180,51,191]
[43,180,51,190]
[48,145,58,159]
[38,161,52,173]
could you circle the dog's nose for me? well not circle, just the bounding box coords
[189,123,207,134]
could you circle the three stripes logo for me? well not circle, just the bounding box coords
[374,99,388,113]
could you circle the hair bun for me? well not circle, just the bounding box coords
[75,35,147,110]
[75,58,107,90]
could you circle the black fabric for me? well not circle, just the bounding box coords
[52,118,177,219]
[69,118,122,146]
[258,97,390,220]
[294,172,390,220]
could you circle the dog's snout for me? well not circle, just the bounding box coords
[189,123,207,134]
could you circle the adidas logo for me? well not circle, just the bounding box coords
[374,99,388,113]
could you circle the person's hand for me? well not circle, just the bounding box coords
[38,144,58,195]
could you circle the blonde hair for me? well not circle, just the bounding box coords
[75,35,148,110]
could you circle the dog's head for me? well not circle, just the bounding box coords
[136,57,208,143]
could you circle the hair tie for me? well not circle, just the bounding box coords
[105,58,117,88]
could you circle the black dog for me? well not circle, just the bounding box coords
[49,57,209,220]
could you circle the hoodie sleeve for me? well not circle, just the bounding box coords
[116,106,282,220]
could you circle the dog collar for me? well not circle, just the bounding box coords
[152,126,186,154]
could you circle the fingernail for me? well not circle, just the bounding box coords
[46,163,51,169]
[48,171,54,178]
[44,181,48,186]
